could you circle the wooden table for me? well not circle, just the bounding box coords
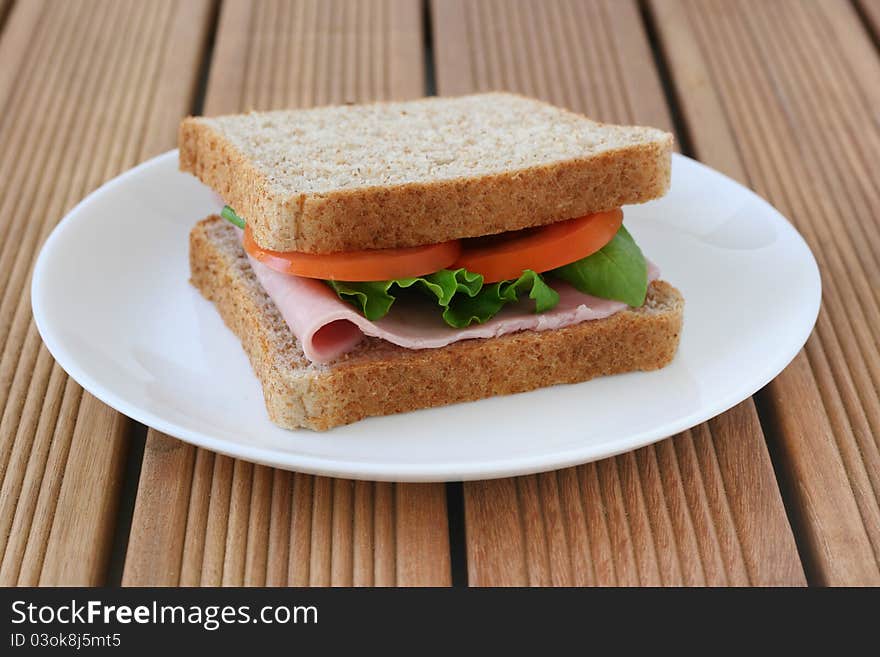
[1,0,878,587]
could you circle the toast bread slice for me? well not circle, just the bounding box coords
[190,216,684,431]
[180,93,673,254]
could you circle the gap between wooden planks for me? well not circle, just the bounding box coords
[431,0,805,586]
[0,0,14,34]
[854,0,880,40]
[649,0,880,585]
[121,0,451,587]
[0,0,214,585]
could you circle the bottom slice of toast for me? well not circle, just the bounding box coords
[190,216,684,431]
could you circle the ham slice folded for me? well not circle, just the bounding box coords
[247,247,659,364]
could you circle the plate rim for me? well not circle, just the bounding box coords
[31,149,822,482]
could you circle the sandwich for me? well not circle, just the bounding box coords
[180,93,683,431]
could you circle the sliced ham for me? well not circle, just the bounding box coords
[246,238,659,364]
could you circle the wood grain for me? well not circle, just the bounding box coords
[122,0,451,587]
[0,0,214,585]
[650,0,880,585]
[432,0,805,586]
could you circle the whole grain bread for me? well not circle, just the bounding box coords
[180,93,673,254]
[190,216,684,431]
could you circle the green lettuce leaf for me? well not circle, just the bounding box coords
[442,270,559,327]
[328,268,560,328]
[221,205,246,229]
[552,226,648,307]
[327,269,483,321]
[325,280,398,320]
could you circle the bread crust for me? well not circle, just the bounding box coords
[190,216,684,431]
[180,93,673,254]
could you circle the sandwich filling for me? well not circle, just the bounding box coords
[221,206,658,363]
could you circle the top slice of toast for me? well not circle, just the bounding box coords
[179,92,673,254]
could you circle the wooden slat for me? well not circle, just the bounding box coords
[122,0,452,587]
[432,0,805,586]
[0,0,214,585]
[651,0,880,585]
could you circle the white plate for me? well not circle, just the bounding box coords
[31,151,820,482]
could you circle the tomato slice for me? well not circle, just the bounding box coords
[451,209,624,283]
[243,226,462,281]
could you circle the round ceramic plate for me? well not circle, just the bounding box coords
[31,151,820,482]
